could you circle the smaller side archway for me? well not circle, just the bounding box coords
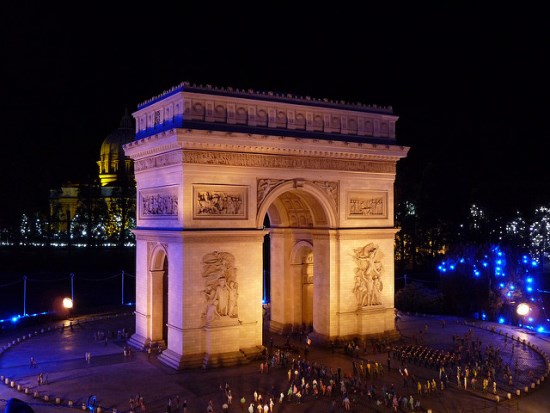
[290,240,314,330]
[149,244,169,347]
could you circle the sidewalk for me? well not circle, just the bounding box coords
[0,310,548,413]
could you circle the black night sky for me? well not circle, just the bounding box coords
[1,3,549,227]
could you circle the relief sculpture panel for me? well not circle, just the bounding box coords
[201,251,239,324]
[352,243,384,308]
[193,185,248,219]
[347,191,387,219]
[139,187,178,219]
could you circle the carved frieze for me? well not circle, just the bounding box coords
[139,187,178,219]
[134,151,182,172]
[184,151,395,174]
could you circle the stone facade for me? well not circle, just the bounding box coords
[124,82,409,369]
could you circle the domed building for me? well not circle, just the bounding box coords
[49,111,136,244]
[98,110,134,187]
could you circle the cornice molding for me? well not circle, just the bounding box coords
[125,129,409,164]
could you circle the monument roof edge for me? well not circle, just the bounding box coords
[137,81,394,115]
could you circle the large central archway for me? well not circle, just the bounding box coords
[259,182,335,339]
[124,83,409,369]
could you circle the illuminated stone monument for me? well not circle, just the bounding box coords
[123,82,409,369]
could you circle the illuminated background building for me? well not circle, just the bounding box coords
[47,111,136,246]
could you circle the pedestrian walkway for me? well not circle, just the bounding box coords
[0,309,549,413]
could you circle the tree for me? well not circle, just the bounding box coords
[528,206,550,265]
[72,180,108,247]
[395,282,443,314]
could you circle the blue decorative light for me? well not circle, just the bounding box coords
[436,245,549,331]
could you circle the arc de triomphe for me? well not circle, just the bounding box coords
[123,82,409,369]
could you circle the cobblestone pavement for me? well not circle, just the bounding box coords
[0,310,549,413]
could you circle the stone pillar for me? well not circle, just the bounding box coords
[159,229,266,369]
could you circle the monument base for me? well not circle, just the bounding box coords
[308,306,399,345]
[158,347,264,370]
[157,320,265,370]
[127,333,148,350]
[158,348,205,369]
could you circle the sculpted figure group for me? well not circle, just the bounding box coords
[352,243,383,308]
[202,251,239,323]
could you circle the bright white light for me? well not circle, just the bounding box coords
[62,298,73,309]
[516,303,530,316]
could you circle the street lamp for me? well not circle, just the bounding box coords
[516,303,529,316]
[62,298,73,309]
[517,303,530,326]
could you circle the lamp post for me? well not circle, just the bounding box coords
[23,275,27,317]
[66,209,71,248]
[70,273,74,303]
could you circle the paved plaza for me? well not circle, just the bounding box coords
[0,309,549,413]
